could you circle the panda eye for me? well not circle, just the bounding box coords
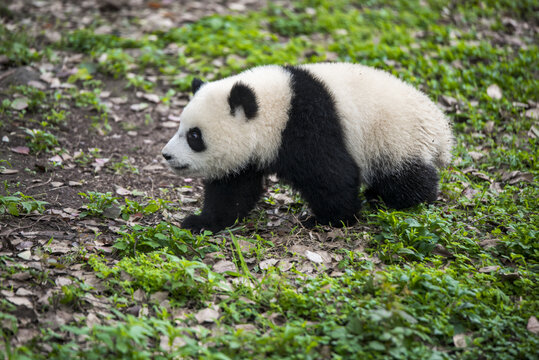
[186,127,206,152]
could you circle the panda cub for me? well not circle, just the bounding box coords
[162,63,453,233]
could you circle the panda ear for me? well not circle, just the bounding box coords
[228,82,258,120]
[191,78,204,94]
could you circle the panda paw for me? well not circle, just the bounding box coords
[182,215,208,234]
[182,214,227,234]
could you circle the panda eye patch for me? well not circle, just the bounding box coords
[186,127,206,152]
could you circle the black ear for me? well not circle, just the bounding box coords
[191,78,204,94]
[228,82,258,120]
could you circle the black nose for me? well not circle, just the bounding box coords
[162,153,172,160]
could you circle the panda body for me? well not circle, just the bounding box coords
[162,63,453,233]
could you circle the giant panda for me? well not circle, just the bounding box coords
[162,63,454,233]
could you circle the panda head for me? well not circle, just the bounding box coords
[161,77,261,179]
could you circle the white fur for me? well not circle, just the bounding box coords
[162,66,292,179]
[163,63,453,182]
[302,63,453,183]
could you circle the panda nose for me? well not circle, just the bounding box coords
[162,153,172,161]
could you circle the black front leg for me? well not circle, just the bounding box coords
[182,165,264,233]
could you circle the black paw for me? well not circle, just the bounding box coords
[182,214,230,234]
[182,215,208,234]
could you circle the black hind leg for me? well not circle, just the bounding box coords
[365,159,439,209]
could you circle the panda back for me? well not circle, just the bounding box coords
[302,63,453,182]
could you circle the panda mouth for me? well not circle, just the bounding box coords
[174,164,189,170]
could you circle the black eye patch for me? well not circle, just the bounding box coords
[186,127,206,152]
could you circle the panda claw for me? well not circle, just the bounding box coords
[182,215,206,234]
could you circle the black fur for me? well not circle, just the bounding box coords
[228,82,258,120]
[192,78,204,94]
[186,127,206,152]
[268,66,361,227]
[365,158,439,209]
[182,165,264,233]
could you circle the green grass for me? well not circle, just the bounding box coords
[1,0,538,359]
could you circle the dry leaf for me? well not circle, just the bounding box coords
[468,151,484,161]
[479,238,500,249]
[478,266,499,273]
[11,146,30,155]
[6,296,33,308]
[527,316,539,334]
[11,97,29,110]
[486,84,502,99]
[501,170,533,185]
[0,168,18,174]
[528,125,538,139]
[195,307,220,323]
[161,121,179,128]
[453,333,468,348]
[18,250,31,260]
[213,260,236,273]
[259,258,278,270]
[130,103,149,112]
[115,186,132,196]
[138,92,160,103]
[524,108,538,120]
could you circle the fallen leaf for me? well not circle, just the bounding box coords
[528,125,538,139]
[462,187,479,200]
[160,335,186,352]
[138,92,160,103]
[130,103,149,112]
[11,97,29,110]
[18,250,32,260]
[6,296,33,308]
[51,181,63,187]
[48,155,63,164]
[484,121,495,133]
[524,108,538,120]
[11,146,30,155]
[468,151,484,161]
[55,277,73,287]
[453,333,468,348]
[259,258,278,270]
[195,307,220,323]
[501,170,533,185]
[527,316,539,334]
[235,324,257,332]
[213,260,236,273]
[150,291,169,303]
[168,114,181,122]
[161,121,179,128]
[115,186,132,196]
[305,250,324,264]
[479,238,500,249]
[486,84,502,100]
[0,168,18,174]
[478,265,499,273]
[92,158,109,172]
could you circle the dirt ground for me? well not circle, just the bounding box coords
[1,0,306,348]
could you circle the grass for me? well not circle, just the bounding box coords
[1,0,538,359]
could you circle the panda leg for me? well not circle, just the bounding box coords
[295,170,361,228]
[182,166,264,233]
[365,159,439,209]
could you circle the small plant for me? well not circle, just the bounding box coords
[0,192,47,216]
[113,222,216,258]
[78,191,120,218]
[23,128,59,153]
[120,197,168,218]
[46,109,68,126]
[110,156,139,175]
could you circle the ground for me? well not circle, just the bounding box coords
[0,0,538,359]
